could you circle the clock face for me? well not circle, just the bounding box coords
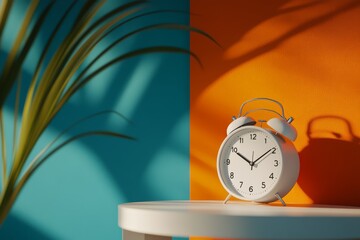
[218,127,283,200]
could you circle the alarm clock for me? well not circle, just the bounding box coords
[217,98,299,206]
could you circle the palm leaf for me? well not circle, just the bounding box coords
[21,2,143,160]
[72,22,220,87]
[27,110,131,176]
[2,0,56,201]
[40,7,143,124]
[12,71,22,168]
[0,0,41,108]
[0,0,218,225]
[53,46,201,120]
[21,0,78,132]
[11,1,109,188]
[0,0,13,47]
[0,131,134,223]
[24,1,102,129]
[0,110,6,187]
[20,1,105,148]
[71,0,146,54]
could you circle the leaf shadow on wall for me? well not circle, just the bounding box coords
[298,116,360,207]
[1,0,190,238]
[190,0,360,200]
[191,0,360,98]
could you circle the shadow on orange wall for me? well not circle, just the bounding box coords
[191,0,359,98]
[191,0,360,201]
[190,1,360,239]
[298,116,360,206]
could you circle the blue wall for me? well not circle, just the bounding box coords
[0,0,189,239]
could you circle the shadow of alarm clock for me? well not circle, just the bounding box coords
[217,98,299,206]
[298,115,360,207]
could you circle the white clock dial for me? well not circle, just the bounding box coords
[218,127,283,201]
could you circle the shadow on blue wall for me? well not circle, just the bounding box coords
[0,0,191,239]
[0,215,52,240]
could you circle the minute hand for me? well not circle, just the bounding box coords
[252,148,275,165]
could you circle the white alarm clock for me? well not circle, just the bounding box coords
[217,98,300,206]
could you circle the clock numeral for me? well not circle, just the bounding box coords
[239,137,244,143]
[250,134,257,140]
[272,148,276,154]
[249,186,253,192]
[226,159,230,165]
[230,172,234,179]
[231,147,238,153]
[265,138,267,144]
[274,160,279,167]
[240,181,243,188]
[261,182,266,189]
[269,173,274,179]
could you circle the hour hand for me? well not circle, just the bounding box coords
[236,152,252,165]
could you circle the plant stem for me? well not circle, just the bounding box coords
[0,109,7,187]
[0,179,13,224]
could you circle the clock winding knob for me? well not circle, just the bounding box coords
[267,117,297,141]
[226,116,256,135]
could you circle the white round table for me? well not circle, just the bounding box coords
[118,200,360,239]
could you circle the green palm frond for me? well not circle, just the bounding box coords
[0,0,14,43]
[0,0,41,108]
[27,110,131,175]
[0,111,6,186]
[0,0,217,224]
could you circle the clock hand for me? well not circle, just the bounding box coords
[235,152,252,165]
[252,147,275,165]
[251,151,254,171]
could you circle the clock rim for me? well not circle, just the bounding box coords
[217,125,286,201]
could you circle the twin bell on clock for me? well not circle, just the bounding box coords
[217,98,300,206]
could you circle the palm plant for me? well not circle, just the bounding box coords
[0,0,217,224]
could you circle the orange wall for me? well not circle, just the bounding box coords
[190,0,360,216]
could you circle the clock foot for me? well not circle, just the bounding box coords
[275,193,286,206]
[223,194,232,204]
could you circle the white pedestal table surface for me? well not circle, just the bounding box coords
[118,200,360,239]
